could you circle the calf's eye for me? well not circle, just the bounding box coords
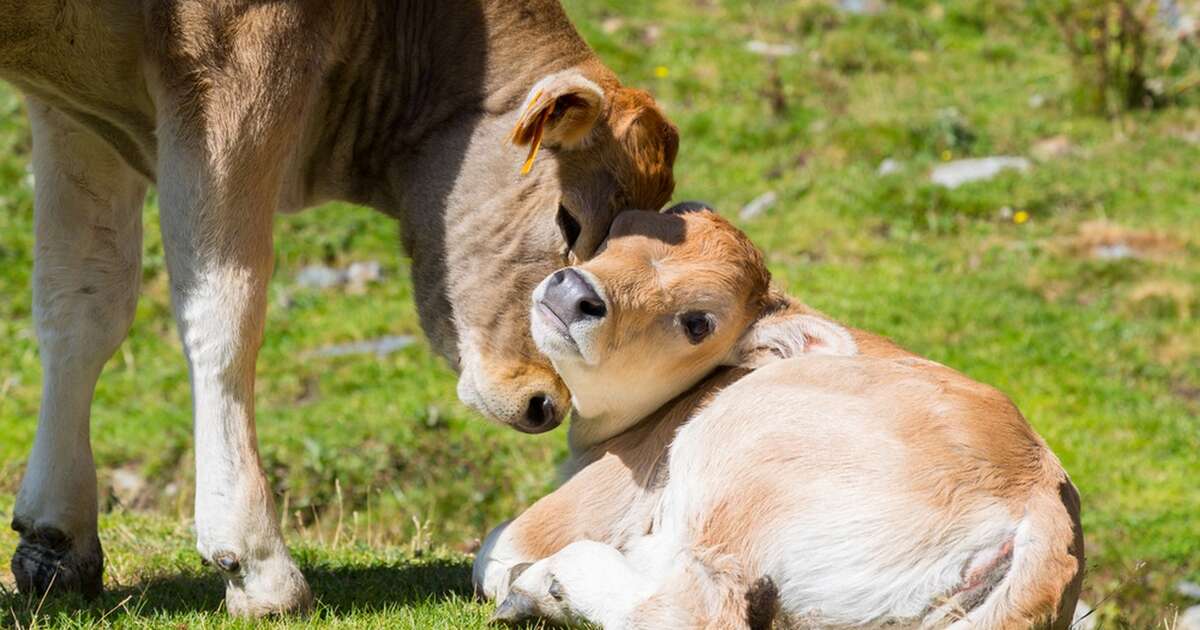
[680,311,714,344]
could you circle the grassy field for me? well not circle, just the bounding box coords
[2,1,1198,627]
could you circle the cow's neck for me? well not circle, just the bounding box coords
[306,0,594,209]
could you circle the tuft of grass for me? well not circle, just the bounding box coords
[1,0,1198,626]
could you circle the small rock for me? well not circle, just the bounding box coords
[344,260,382,294]
[930,156,1032,189]
[1031,135,1074,162]
[296,265,343,290]
[1180,605,1200,630]
[1070,220,1182,262]
[1071,600,1097,630]
[1159,0,1198,38]
[877,158,903,176]
[296,261,383,292]
[837,0,884,15]
[1093,243,1136,260]
[111,468,147,508]
[641,24,662,46]
[1178,580,1200,599]
[739,191,778,221]
[310,335,416,358]
[746,40,798,57]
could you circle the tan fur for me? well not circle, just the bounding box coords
[481,210,1083,628]
[507,368,747,560]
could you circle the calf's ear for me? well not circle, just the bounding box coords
[511,70,605,174]
[726,294,858,368]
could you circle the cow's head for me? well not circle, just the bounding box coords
[527,205,857,445]
[429,65,679,435]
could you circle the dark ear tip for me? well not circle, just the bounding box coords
[664,200,716,215]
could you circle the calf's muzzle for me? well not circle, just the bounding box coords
[540,268,606,327]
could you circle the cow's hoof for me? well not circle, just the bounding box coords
[221,553,313,617]
[11,526,104,599]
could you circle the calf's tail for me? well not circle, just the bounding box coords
[949,474,1084,630]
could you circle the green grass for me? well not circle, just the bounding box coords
[2,0,1199,627]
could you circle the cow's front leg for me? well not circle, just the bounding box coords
[149,33,319,612]
[155,136,311,614]
[11,99,146,599]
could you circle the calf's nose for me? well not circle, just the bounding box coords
[542,268,606,326]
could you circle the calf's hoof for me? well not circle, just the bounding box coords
[11,525,104,599]
[217,551,313,617]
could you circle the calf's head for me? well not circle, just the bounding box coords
[529,205,856,443]
[437,66,679,434]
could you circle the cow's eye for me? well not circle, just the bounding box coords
[679,311,714,344]
[557,203,581,252]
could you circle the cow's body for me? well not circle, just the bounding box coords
[474,209,1084,629]
[1,0,678,615]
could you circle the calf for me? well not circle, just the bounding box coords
[474,206,1083,629]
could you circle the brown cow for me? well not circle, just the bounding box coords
[475,207,1084,629]
[0,0,677,615]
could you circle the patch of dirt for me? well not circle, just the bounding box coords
[1121,280,1196,320]
[1057,220,1186,262]
[1171,380,1200,406]
[1155,332,1200,365]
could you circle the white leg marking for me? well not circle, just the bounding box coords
[155,109,310,615]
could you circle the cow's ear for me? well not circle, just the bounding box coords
[725,294,858,368]
[511,70,605,174]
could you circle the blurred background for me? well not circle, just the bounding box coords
[1,0,1197,626]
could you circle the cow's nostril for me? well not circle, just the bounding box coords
[526,395,554,428]
[578,297,606,319]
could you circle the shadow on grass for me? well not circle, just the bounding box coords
[1,555,489,625]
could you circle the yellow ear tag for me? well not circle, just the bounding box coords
[520,107,552,175]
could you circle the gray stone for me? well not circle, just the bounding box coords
[877,158,903,176]
[1178,580,1200,599]
[344,260,382,294]
[296,260,383,292]
[296,265,343,289]
[1180,605,1200,630]
[930,156,1031,189]
[739,191,778,221]
[310,335,415,358]
[746,40,798,57]
[1071,600,1097,630]
[110,467,147,508]
[1093,243,1136,261]
[838,0,884,15]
